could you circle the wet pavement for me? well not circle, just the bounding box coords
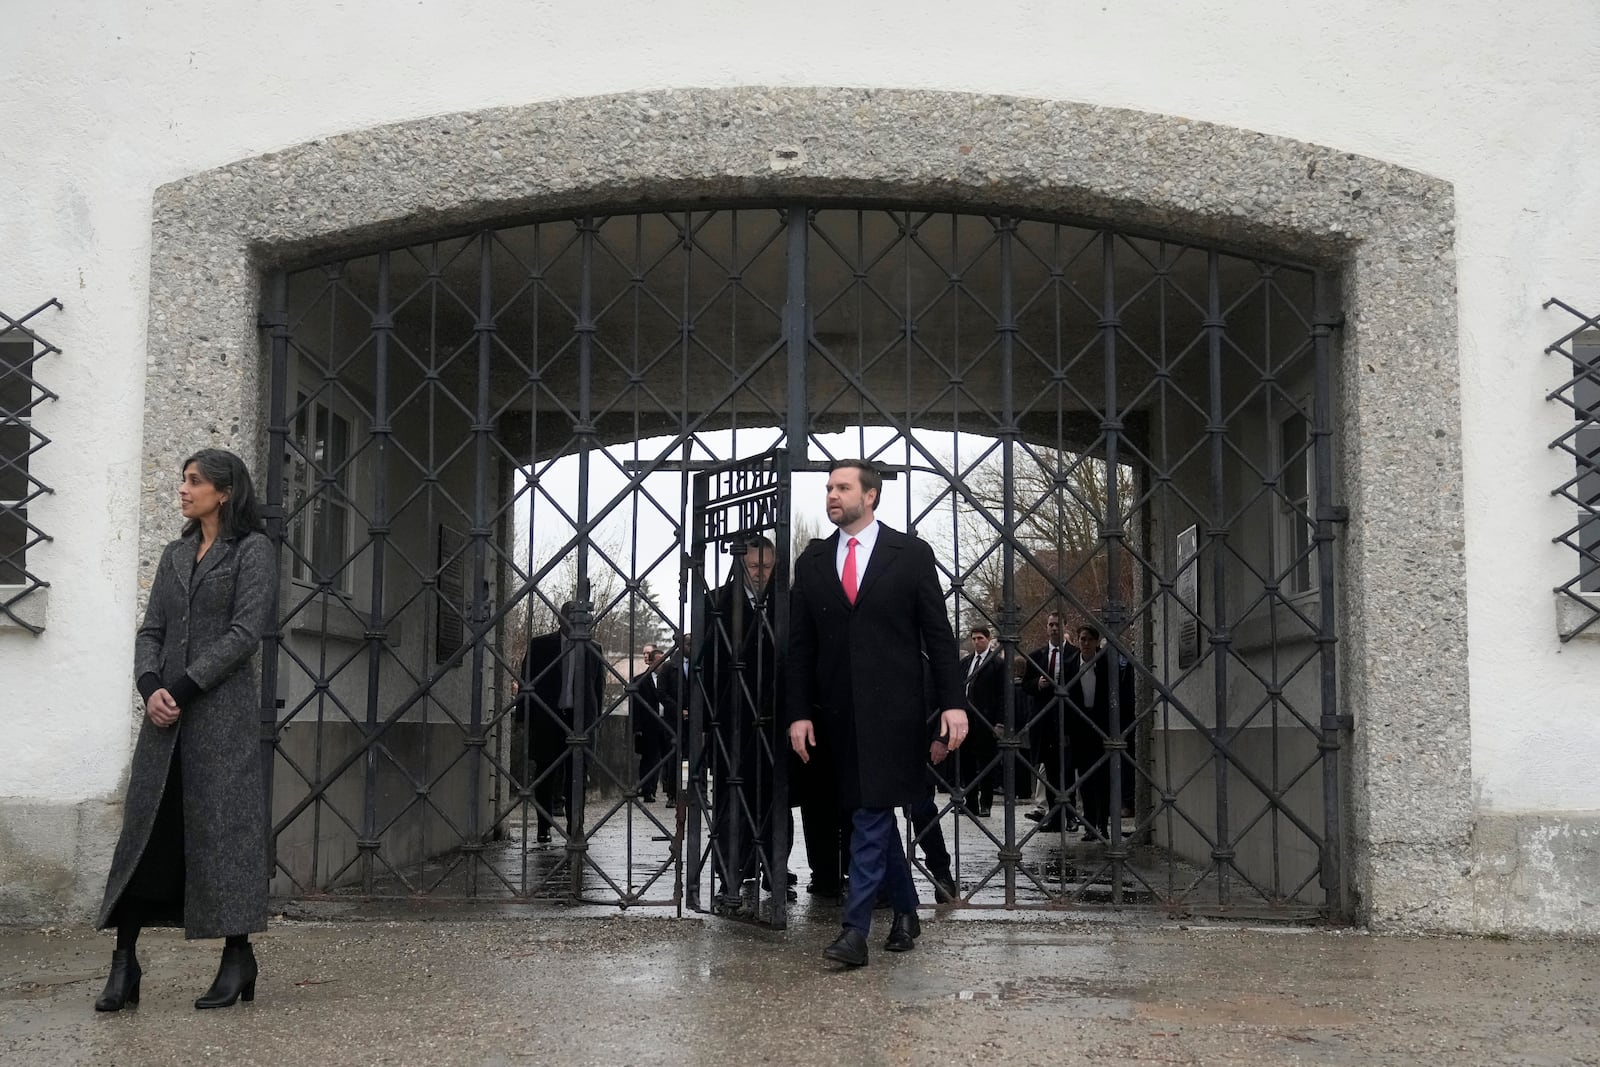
[3,911,1599,1066]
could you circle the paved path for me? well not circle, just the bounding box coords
[3,913,1598,1065]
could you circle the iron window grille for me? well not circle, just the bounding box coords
[1545,297,1600,640]
[0,298,61,634]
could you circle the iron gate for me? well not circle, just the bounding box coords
[685,449,790,926]
[261,203,1346,919]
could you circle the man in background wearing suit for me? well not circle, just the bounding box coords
[515,601,605,845]
[787,459,968,968]
[1067,623,1137,842]
[955,624,1005,819]
[631,644,678,804]
[703,535,783,906]
[1022,611,1078,833]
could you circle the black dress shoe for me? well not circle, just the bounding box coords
[822,927,869,967]
[929,870,957,904]
[195,942,257,1009]
[94,949,141,1012]
[884,911,921,952]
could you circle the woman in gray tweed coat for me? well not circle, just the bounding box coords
[94,448,275,1012]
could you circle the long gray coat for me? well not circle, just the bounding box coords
[785,525,965,809]
[97,530,275,939]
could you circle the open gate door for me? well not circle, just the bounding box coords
[684,449,792,928]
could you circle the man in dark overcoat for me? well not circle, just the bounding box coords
[787,459,967,967]
[516,601,605,844]
[701,535,786,905]
[97,526,276,941]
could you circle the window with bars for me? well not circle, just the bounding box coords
[1276,407,1316,596]
[1543,298,1600,641]
[0,300,59,634]
[287,391,355,593]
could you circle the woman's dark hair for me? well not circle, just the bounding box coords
[180,448,264,539]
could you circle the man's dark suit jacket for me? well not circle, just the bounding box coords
[1065,650,1137,760]
[786,524,965,810]
[957,647,1006,778]
[518,629,605,761]
[630,666,675,754]
[1022,643,1078,761]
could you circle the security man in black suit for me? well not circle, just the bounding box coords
[1066,623,1137,841]
[1021,611,1078,832]
[631,644,678,803]
[515,601,605,844]
[955,625,1005,818]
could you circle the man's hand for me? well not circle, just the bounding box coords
[939,708,968,750]
[146,688,181,728]
[789,719,816,762]
[930,738,950,764]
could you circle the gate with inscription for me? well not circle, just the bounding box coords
[685,449,790,926]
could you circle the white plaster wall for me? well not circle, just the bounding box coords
[2,0,1597,814]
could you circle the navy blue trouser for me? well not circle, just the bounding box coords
[842,807,919,935]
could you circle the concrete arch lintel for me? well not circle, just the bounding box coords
[140,85,1469,930]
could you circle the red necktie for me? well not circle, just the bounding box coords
[842,537,859,604]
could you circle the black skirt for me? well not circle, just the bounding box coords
[112,736,187,926]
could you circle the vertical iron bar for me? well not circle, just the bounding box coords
[686,474,709,911]
[1100,231,1127,903]
[466,233,494,893]
[1206,250,1233,906]
[360,253,393,894]
[569,215,598,901]
[770,448,791,929]
[786,207,809,465]
[259,273,291,890]
[998,217,1020,906]
[1312,270,1344,913]
[725,540,747,911]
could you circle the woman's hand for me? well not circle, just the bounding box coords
[146,688,181,728]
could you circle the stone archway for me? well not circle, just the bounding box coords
[138,87,1468,928]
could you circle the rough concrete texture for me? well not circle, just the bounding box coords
[0,799,120,928]
[1472,812,1600,935]
[4,914,1598,1066]
[138,87,1469,929]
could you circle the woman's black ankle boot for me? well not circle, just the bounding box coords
[94,949,142,1012]
[194,942,257,1009]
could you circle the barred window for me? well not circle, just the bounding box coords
[1544,299,1600,640]
[287,391,355,593]
[0,299,59,633]
[0,335,32,584]
[1275,407,1316,596]
[1571,334,1600,596]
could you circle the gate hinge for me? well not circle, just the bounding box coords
[1325,714,1355,732]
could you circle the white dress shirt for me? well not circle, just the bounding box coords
[834,519,881,587]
